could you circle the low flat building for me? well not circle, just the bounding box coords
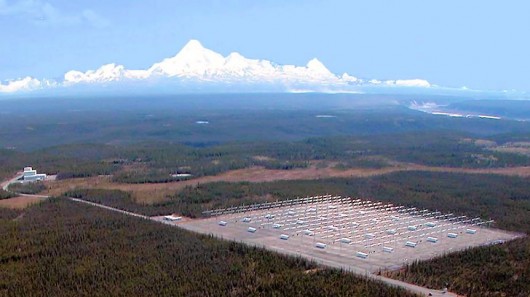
[22,167,47,182]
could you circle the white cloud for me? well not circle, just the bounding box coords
[340,73,360,83]
[0,76,41,93]
[385,79,431,88]
[0,0,109,27]
[408,101,442,111]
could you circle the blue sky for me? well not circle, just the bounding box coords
[1,0,529,91]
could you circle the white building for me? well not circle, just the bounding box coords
[22,167,47,182]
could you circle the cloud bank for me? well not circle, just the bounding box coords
[0,77,41,93]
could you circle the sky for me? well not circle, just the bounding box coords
[1,0,529,91]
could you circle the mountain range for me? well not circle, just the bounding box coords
[2,39,436,95]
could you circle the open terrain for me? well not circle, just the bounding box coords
[42,162,530,204]
[1,95,530,296]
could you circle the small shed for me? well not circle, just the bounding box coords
[448,233,458,238]
[405,241,417,248]
[364,233,375,239]
[356,251,368,259]
[315,242,327,249]
[383,246,394,253]
[327,225,339,231]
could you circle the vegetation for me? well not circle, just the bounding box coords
[66,172,530,231]
[2,99,530,184]
[55,162,118,180]
[64,188,179,217]
[0,198,416,297]
[2,96,530,296]
[1,131,529,186]
[8,182,47,195]
[0,207,21,221]
[2,95,530,151]
[0,189,16,200]
[387,237,530,297]
[64,172,530,296]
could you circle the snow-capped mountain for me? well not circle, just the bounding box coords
[64,40,346,86]
[1,39,432,94]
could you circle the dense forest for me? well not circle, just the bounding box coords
[387,237,530,297]
[0,198,416,297]
[1,96,530,183]
[1,130,529,185]
[2,95,530,151]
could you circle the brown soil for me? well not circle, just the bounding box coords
[0,196,47,209]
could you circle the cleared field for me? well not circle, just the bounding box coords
[0,196,47,209]
[472,139,530,156]
[43,163,530,204]
[173,195,521,274]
